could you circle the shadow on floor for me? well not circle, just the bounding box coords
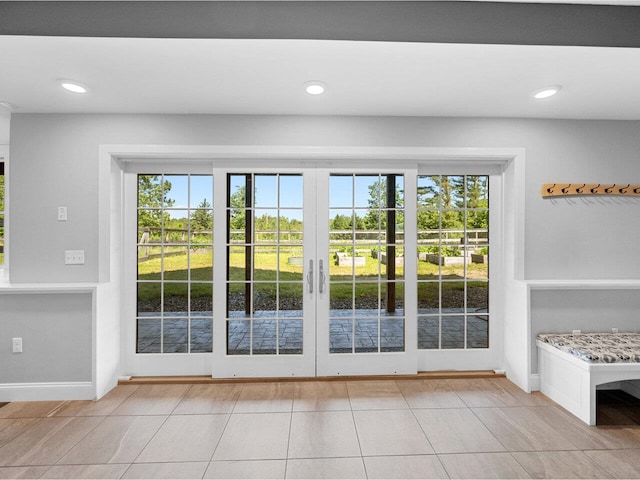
[597,390,640,426]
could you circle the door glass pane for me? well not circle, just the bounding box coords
[254,175,277,207]
[163,317,188,353]
[328,173,405,354]
[226,173,304,356]
[330,318,353,353]
[136,174,214,354]
[164,175,188,207]
[191,317,213,353]
[381,317,404,352]
[228,320,250,355]
[418,316,439,350]
[441,315,465,349]
[355,318,378,353]
[329,175,353,208]
[417,175,490,350]
[191,247,213,281]
[252,318,277,355]
[280,175,303,208]
[280,319,302,354]
[137,318,161,353]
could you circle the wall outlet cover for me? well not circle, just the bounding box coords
[64,250,85,265]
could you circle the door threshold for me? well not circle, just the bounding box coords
[118,370,504,385]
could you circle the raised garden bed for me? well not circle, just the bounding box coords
[471,253,488,264]
[335,251,366,267]
[378,252,404,266]
[287,256,304,266]
[423,253,470,266]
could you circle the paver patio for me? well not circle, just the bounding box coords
[137,309,488,354]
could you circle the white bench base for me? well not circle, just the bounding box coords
[537,340,640,425]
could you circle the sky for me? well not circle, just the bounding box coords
[160,174,405,221]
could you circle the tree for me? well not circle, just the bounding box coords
[363,176,404,231]
[465,176,489,229]
[191,199,213,231]
[417,176,463,231]
[137,175,174,228]
[229,185,247,233]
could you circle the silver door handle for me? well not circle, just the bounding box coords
[307,259,314,293]
[319,259,326,294]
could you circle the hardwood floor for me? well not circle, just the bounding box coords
[1,379,640,479]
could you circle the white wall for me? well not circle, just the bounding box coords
[4,114,640,391]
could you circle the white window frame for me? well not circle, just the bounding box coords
[99,145,526,386]
[0,144,8,283]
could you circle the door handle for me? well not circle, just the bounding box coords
[318,259,326,294]
[307,259,314,294]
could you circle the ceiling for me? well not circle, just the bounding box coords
[1,1,640,120]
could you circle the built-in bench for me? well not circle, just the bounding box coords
[537,332,640,425]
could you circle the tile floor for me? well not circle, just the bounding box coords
[1,378,640,479]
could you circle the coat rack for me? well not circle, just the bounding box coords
[542,183,640,198]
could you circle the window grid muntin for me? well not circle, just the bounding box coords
[417,174,489,350]
[136,173,214,354]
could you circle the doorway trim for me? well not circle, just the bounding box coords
[99,145,526,384]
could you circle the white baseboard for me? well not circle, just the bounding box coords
[529,374,540,392]
[0,382,95,402]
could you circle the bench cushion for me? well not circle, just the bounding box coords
[537,333,640,363]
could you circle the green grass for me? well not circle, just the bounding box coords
[136,250,488,302]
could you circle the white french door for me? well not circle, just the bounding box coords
[212,167,417,378]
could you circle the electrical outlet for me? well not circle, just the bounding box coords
[612,328,619,333]
[572,329,581,335]
[57,206,67,221]
[12,337,22,353]
[64,250,85,265]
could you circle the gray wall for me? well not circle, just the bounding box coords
[5,114,640,384]
[0,292,92,383]
[0,112,9,144]
[9,114,640,283]
[531,289,640,373]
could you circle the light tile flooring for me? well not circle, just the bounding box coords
[1,378,640,479]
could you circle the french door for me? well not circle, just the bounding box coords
[213,168,416,378]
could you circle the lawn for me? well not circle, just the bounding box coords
[137,249,488,309]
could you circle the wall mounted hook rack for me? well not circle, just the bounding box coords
[542,183,640,198]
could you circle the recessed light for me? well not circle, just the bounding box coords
[532,85,561,99]
[58,79,88,94]
[305,81,326,95]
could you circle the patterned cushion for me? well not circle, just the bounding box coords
[537,333,640,363]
